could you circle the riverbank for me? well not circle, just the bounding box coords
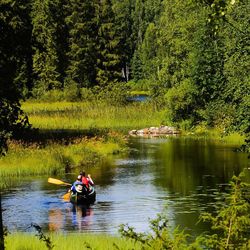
[0,101,246,188]
[0,101,164,188]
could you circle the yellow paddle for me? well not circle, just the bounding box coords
[48,177,71,186]
[62,192,71,201]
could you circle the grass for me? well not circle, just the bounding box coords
[1,100,164,188]
[22,101,164,131]
[5,233,142,250]
[0,135,125,188]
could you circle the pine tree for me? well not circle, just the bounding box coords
[0,0,31,158]
[0,0,33,100]
[64,0,98,89]
[31,0,61,96]
[95,0,122,85]
[113,0,134,82]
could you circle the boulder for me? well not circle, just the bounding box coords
[129,125,180,136]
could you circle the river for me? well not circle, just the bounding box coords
[2,136,249,236]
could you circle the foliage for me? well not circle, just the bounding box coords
[95,0,122,86]
[0,0,31,155]
[64,0,97,88]
[94,82,129,106]
[198,174,250,249]
[0,0,33,100]
[31,0,61,96]
[0,99,30,155]
[119,214,193,249]
[164,79,198,123]
[1,0,248,143]
[31,223,54,250]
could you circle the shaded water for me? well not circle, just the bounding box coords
[2,137,249,235]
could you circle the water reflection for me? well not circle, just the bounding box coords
[1,137,249,235]
[48,204,94,232]
[151,137,246,195]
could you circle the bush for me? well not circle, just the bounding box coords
[164,79,198,122]
[95,82,129,106]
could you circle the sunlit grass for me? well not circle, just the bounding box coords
[0,136,124,188]
[5,233,142,250]
[22,101,164,131]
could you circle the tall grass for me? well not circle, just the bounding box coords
[2,100,161,188]
[0,136,124,188]
[5,233,142,250]
[22,101,164,131]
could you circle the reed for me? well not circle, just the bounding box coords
[5,233,142,250]
[22,101,164,131]
[0,136,123,188]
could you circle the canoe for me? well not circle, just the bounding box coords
[70,185,96,205]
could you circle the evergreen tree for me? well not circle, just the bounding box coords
[65,0,98,89]
[131,0,163,81]
[0,0,33,100]
[31,0,61,96]
[113,0,134,82]
[95,0,121,85]
[0,0,31,154]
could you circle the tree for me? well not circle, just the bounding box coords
[31,0,61,97]
[95,0,122,85]
[64,0,98,89]
[222,0,250,134]
[0,193,3,250]
[199,174,250,249]
[0,1,32,248]
[131,0,163,81]
[113,0,134,82]
[0,0,33,100]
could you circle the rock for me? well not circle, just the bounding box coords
[129,130,137,135]
[129,125,180,136]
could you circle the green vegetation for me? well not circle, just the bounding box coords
[22,101,164,131]
[1,0,249,150]
[0,130,126,188]
[5,233,142,250]
[0,0,249,248]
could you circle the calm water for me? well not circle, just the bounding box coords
[2,136,250,235]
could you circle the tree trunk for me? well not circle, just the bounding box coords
[0,193,4,250]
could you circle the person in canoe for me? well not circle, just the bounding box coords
[79,171,94,190]
[71,175,84,194]
[70,172,96,204]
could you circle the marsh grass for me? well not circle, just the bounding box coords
[5,233,142,250]
[22,101,164,131]
[2,100,156,187]
[0,134,124,188]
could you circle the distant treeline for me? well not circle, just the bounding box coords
[0,0,249,135]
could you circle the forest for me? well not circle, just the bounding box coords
[1,0,250,149]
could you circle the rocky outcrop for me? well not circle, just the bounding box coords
[129,125,180,136]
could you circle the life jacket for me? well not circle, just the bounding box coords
[82,176,89,188]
